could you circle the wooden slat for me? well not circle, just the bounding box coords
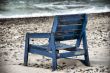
[56,31,81,36]
[59,20,82,25]
[29,44,52,58]
[55,30,81,41]
[29,44,51,51]
[59,14,83,20]
[58,14,83,25]
[55,43,76,50]
[57,25,82,31]
[28,33,50,38]
[59,18,82,24]
[58,49,85,58]
[55,34,79,41]
[55,14,83,41]
[56,29,81,33]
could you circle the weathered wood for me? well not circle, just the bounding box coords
[28,33,50,38]
[58,49,85,58]
[24,14,90,71]
[29,47,52,58]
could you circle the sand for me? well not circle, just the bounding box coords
[0,13,110,73]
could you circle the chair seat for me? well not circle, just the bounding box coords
[29,43,80,51]
[29,43,85,58]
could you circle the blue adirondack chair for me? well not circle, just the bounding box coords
[24,14,90,71]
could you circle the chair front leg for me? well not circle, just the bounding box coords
[82,32,90,66]
[24,33,29,66]
[52,50,57,71]
[50,34,57,71]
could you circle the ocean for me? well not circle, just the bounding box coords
[0,0,110,18]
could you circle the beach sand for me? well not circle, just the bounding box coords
[0,13,110,73]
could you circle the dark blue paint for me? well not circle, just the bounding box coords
[24,33,29,66]
[24,14,90,71]
[29,46,52,58]
[57,25,82,31]
[28,33,50,38]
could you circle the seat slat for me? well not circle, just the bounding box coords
[29,46,52,58]
[29,44,50,51]
[55,43,76,50]
[29,43,77,51]
[58,49,85,58]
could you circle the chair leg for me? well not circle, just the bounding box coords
[51,49,59,71]
[50,35,58,71]
[52,50,57,71]
[24,33,29,66]
[82,32,90,66]
[24,50,28,66]
[52,55,57,71]
[84,50,90,66]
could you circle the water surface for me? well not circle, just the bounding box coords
[0,0,110,18]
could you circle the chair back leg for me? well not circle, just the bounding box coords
[82,32,90,66]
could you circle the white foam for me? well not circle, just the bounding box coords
[0,2,110,19]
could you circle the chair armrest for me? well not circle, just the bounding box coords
[26,33,50,38]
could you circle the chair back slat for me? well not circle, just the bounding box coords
[53,14,86,41]
[59,15,83,21]
[57,25,82,31]
[55,31,81,41]
[59,15,83,24]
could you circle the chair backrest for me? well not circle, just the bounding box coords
[51,14,87,41]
